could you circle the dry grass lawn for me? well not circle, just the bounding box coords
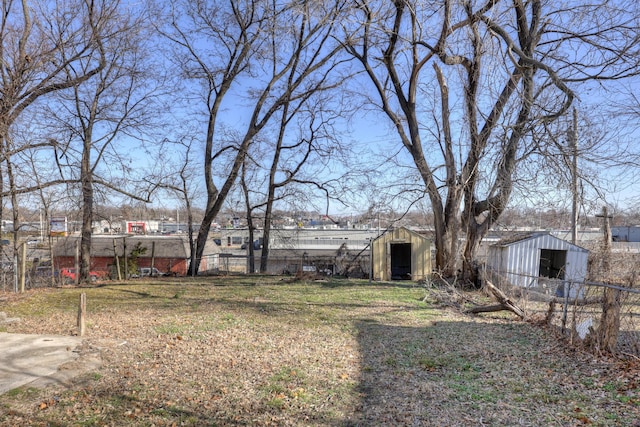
[0,276,639,426]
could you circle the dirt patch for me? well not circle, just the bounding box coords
[27,340,104,391]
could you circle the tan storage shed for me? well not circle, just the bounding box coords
[371,227,431,281]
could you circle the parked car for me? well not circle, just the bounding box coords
[137,267,165,277]
[34,266,58,278]
[59,268,100,282]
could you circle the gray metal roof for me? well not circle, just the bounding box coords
[52,235,192,258]
[492,232,589,252]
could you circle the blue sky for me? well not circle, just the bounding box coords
[82,0,640,220]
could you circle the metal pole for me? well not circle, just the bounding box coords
[13,255,17,293]
[20,243,26,293]
[561,281,571,335]
[571,108,579,245]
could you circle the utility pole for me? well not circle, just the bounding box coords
[570,108,579,245]
[596,206,612,272]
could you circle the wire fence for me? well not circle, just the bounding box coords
[0,249,373,291]
[482,266,640,360]
[6,236,638,360]
[0,266,72,292]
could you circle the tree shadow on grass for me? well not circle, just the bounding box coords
[0,391,249,427]
[345,318,629,426]
[318,279,424,290]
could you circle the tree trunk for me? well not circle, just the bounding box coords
[190,132,253,276]
[260,151,280,273]
[182,186,196,277]
[597,287,621,353]
[260,95,291,274]
[259,165,278,273]
[80,134,93,283]
[462,227,481,285]
[247,224,255,274]
[80,176,93,283]
[260,220,271,273]
[596,208,618,353]
[190,199,216,276]
[7,155,21,259]
[431,209,457,277]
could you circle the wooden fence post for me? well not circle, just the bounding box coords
[151,241,156,274]
[77,292,86,336]
[75,241,80,286]
[113,239,121,281]
[20,242,26,293]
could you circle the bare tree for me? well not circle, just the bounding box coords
[43,5,160,283]
[150,135,202,275]
[159,0,268,275]
[0,0,107,257]
[163,0,348,275]
[259,102,348,273]
[344,0,640,280]
[514,105,640,227]
[239,155,262,273]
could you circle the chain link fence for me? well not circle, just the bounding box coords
[482,264,640,360]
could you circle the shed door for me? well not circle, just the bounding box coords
[539,249,567,280]
[390,243,412,280]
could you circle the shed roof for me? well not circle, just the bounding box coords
[372,226,431,243]
[492,232,588,252]
[53,235,194,258]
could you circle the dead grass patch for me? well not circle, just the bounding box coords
[0,276,638,426]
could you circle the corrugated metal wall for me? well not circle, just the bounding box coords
[487,234,589,293]
[612,226,640,242]
[371,227,431,281]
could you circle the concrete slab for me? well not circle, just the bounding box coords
[0,333,83,394]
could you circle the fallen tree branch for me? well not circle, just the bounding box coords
[466,304,507,314]
[466,279,525,319]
